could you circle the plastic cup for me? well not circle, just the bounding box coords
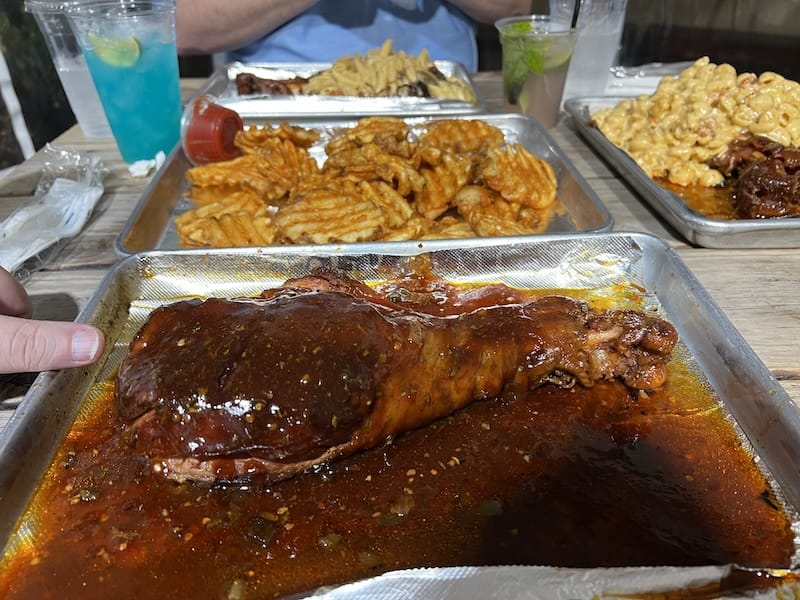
[65,0,182,163]
[550,0,628,104]
[495,15,577,128]
[24,0,112,138]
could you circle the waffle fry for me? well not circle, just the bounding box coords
[324,143,424,196]
[236,122,320,151]
[418,119,505,155]
[248,137,320,184]
[414,151,472,219]
[378,214,430,241]
[186,154,289,204]
[422,215,476,239]
[325,116,411,154]
[358,180,414,228]
[177,208,276,248]
[175,191,265,226]
[187,185,262,207]
[455,185,544,237]
[481,144,558,209]
[218,212,276,246]
[275,178,386,244]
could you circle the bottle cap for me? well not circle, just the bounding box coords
[181,95,244,165]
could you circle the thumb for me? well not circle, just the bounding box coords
[0,316,105,374]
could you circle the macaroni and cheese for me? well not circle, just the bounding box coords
[592,57,800,186]
[305,39,477,102]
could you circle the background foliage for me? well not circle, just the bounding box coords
[1,0,75,169]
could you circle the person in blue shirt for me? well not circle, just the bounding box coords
[176,0,530,72]
[0,267,104,374]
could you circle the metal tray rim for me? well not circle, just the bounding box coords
[188,60,486,116]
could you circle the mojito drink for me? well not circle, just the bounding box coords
[497,16,576,128]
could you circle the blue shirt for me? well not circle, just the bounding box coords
[229,0,479,72]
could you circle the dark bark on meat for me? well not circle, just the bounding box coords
[708,133,800,219]
[115,272,677,484]
[235,72,309,96]
[707,134,785,177]
[735,147,800,218]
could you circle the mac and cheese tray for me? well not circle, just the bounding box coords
[565,58,800,248]
[115,114,611,255]
[190,54,483,118]
[2,234,800,598]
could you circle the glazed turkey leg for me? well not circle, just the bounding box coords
[115,272,677,483]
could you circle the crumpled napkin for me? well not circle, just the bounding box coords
[0,145,106,277]
[128,150,166,178]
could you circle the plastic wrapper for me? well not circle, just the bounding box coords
[605,60,693,95]
[0,145,106,279]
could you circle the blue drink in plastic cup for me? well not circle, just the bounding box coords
[67,0,181,163]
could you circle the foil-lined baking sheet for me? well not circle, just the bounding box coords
[190,61,484,118]
[565,97,800,248]
[116,113,612,256]
[1,233,800,598]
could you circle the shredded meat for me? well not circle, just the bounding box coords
[115,271,677,484]
[707,134,784,177]
[735,147,800,218]
[708,133,800,218]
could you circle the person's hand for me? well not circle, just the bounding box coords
[0,268,105,374]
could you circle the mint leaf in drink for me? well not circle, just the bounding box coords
[503,37,530,103]
[501,20,557,102]
[525,44,547,75]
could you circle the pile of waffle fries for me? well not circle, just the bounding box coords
[177,116,560,247]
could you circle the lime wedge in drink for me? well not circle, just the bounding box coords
[542,46,573,72]
[88,32,141,67]
[523,37,572,75]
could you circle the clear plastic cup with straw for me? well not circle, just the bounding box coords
[24,0,112,138]
[495,15,578,128]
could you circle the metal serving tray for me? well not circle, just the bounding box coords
[1,233,800,597]
[191,61,484,118]
[565,96,800,248]
[116,113,612,255]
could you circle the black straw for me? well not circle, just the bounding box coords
[570,0,582,29]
